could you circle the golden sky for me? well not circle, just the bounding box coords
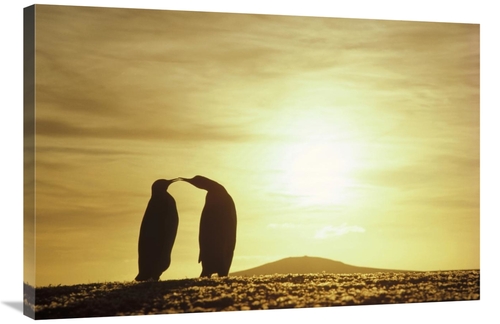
[28,4,479,286]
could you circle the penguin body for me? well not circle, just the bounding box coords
[135,179,179,281]
[180,176,237,277]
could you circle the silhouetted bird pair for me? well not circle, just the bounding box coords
[135,175,237,282]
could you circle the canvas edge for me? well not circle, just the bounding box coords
[23,4,36,320]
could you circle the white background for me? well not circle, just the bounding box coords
[1,1,498,323]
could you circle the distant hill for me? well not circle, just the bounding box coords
[230,256,410,276]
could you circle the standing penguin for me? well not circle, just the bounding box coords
[135,178,179,281]
[179,175,237,277]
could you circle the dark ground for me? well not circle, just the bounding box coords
[25,270,479,320]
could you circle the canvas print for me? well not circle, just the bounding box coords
[23,4,480,320]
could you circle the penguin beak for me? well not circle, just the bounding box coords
[171,177,182,183]
[177,177,192,183]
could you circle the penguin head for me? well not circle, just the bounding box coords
[151,178,179,194]
[178,175,217,190]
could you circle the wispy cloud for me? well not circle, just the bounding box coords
[314,223,366,239]
[267,223,299,229]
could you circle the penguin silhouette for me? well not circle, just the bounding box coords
[135,178,179,281]
[179,175,237,277]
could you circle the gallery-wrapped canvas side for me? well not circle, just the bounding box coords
[24,4,36,319]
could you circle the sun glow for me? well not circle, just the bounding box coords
[262,105,363,207]
[274,139,359,207]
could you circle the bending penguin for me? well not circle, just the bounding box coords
[135,178,180,281]
[179,175,237,277]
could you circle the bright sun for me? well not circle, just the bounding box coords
[264,105,362,207]
[276,140,357,206]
